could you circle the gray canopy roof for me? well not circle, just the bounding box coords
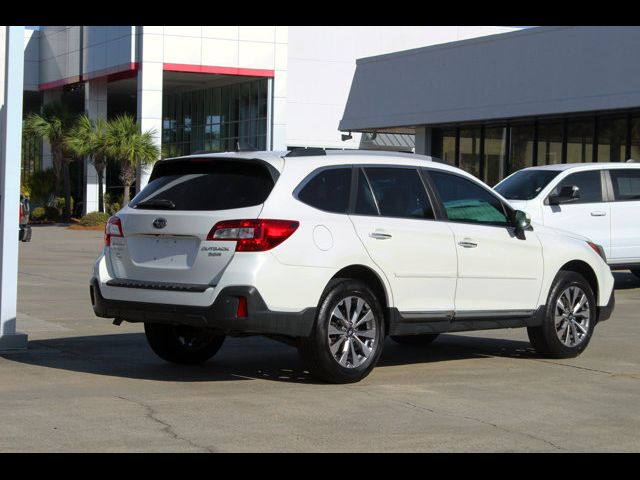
[339,26,640,133]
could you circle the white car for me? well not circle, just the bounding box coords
[90,149,615,383]
[495,162,640,278]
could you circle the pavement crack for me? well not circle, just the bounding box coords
[116,396,216,453]
[400,400,565,451]
[345,387,565,451]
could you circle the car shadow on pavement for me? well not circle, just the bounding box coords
[2,331,537,384]
[613,271,640,290]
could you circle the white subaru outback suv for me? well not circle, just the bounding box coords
[90,149,615,383]
[495,162,640,278]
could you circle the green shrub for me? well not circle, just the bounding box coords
[55,196,74,217]
[26,169,56,207]
[107,202,121,215]
[104,191,123,215]
[30,205,59,221]
[79,211,110,226]
[31,206,45,220]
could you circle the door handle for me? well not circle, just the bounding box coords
[369,232,392,240]
[458,240,478,248]
[590,211,606,217]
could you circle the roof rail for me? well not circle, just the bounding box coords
[286,147,326,157]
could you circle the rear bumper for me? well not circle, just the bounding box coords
[90,277,315,337]
[597,289,615,323]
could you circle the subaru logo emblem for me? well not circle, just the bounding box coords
[153,218,167,229]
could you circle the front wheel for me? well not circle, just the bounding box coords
[144,323,225,364]
[527,271,596,359]
[298,280,385,384]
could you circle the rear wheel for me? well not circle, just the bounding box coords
[527,271,595,359]
[144,323,225,364]
[391,334,439,346]
[298,279,385,384]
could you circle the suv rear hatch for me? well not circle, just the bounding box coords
[106,157,278,286]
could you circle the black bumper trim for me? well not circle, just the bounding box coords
[598,290,615,323]
[90,278,316,337]
[106,278,211,293]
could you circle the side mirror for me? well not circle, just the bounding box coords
[514,210,531,234]
[548,185,580,205]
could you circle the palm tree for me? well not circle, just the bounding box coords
[104,114,160,204]
[65,114,108,213]
[24,101,77,219]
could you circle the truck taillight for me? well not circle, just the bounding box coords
[105,216,123,247]
[206,219,299,252]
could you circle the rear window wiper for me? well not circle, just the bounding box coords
[135,198,176,209]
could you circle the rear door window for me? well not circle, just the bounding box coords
[297,167,352,213]
[364,167,435,219]
[609,169,640,201]
[129,159,275,211]
[552,170,603,204]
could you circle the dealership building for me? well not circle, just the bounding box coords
[21,25,520,214]
[340,26,640,187]
[18,25,640,216]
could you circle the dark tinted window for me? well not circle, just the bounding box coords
[354,169,378,216]
[495,169,561,200]
[130,159,274,211]
[429,170,509,226]
[553,170,602,203]
[610,169,640,201]
[298,168,351,213]
[364,168,434,219]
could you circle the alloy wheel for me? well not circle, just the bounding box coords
[327,295,377,368]
[554,286,591,347]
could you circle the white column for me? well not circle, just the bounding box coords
[84,78,108,214]
[0,26,27,352]
[136,27,162,193]
[415,126,432,155]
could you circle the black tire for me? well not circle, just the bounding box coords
[527,271,596,359]
[298,279,385,384]
[631,269,640,280]
[144,323,225,364]
[390,334,439,346]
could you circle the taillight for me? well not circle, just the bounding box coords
[206,219,299,252]
[105,216,124,247]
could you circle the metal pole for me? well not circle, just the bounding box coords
[0,26,27,352]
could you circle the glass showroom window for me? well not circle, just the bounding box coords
[162,78,268,157]
[597,116,626,162]
[537,121,563,165]
[509,123,534,173]
[459,127,481,178]
[439,128,457,165]
[631,117,640,161]
[484,126,507,186]
[566,118,594,163]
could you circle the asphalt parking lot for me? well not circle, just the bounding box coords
[1,225,639,452]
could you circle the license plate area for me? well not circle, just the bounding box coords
[127,235,199,268]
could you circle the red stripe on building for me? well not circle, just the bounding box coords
[163,63,275,77]
[38,63,140,91]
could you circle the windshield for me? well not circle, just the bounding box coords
[495,170,561,200]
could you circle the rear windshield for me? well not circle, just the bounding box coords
[129,159,276,211]
[494,169,561,200]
